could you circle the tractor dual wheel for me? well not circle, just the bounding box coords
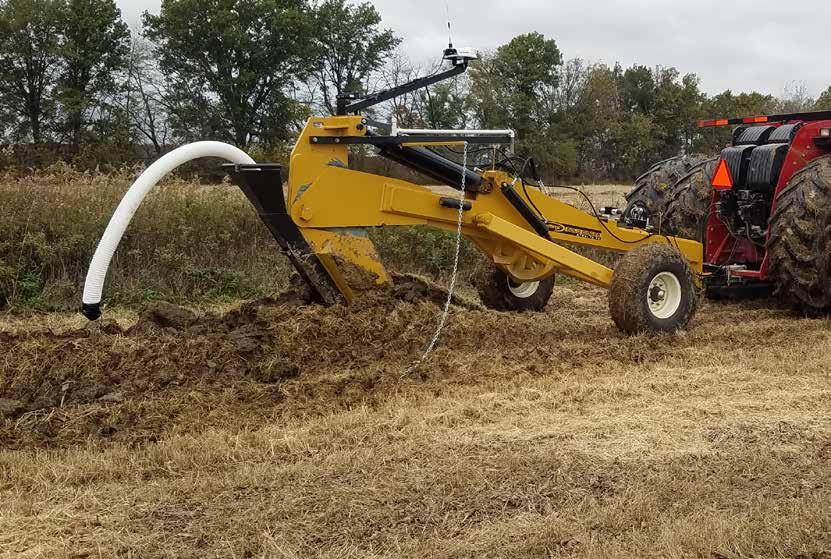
[661,158,719,241]
[768,156,831,313]
[609,244,698,334]
[623,155,711,229]
[477,267,555,312]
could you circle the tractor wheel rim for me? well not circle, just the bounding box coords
[647,272,682,319]
[508,279,540,299]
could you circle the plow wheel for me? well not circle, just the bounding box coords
[768,156,831,313]
[477,267,555,312]
[623,155,711,228]
[609,244,698,334]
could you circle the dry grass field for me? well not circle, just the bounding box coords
[0,178,829,558]
[2,280,830,558]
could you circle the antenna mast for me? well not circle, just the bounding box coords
[445,1,453,48]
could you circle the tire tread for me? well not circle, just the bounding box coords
[768,156,831,312]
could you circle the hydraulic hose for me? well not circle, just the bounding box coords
[81,141,256,320]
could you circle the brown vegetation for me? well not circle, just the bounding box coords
[0,166,292,310]
[1,278,829,557]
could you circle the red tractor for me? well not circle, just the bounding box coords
[622,110,831,310]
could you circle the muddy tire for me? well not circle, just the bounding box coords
[477,268,555,312]
[767,156,831,313]
[623,155,711,228]
[661,158,719,241]
[609,244,698,334]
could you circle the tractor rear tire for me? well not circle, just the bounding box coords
[767,156,831,313]
[661,158,719,241]
[609,244,698,334]
[623,155,710,228]
[477,268,555,312]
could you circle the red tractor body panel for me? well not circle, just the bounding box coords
[699,113,831,284]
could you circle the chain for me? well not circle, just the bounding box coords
[405,141,468,371]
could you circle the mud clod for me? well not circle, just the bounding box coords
[129,300,198,334]
[387,273,483,310]
[97,425,117,437]
[71,382,111,404]
[253,359,300,384]
[98,391,125,404]
[85,319,124,336]
[0,398,24,418]
[227,323,270,352]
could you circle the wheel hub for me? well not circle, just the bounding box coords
[649,284,666,302]
[647,272,682,319]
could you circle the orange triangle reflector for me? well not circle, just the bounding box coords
[712,159,734,190]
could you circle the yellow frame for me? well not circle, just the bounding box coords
[286,115,703,299]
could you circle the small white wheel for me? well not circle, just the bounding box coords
[647,272,682,319]
[507,279,541,299]
[477,268,554,312]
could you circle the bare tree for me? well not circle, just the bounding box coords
[779,81,814,113]
[553,58,588,114]
[122,36,170,156]
[376,51,426,127]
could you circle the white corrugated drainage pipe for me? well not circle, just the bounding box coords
[81,141,256,320]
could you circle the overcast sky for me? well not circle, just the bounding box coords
[115,0,830,98]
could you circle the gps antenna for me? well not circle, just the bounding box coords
[445,0,453,48]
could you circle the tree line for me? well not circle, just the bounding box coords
[0,0,829,180]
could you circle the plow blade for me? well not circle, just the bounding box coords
[223,164,348,305]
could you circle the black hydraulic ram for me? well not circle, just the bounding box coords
[373,132,552,241]
[500,181,553,240]
[377,142,483,191]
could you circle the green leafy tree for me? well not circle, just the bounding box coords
[469,32,564,178]
[143,0,313,149]
[703,90,778,120]
[420,81,467,129]
[815,87,831,110]
[651,68,704,158]
[616,112,656,175]
[570,64,622,179]
[312,0,400,115]
[619,65,655,115]
[0,0,63,145]
[471,32,562,143]
[697,90,777,153]
[616,65,704,164]
[58,0,130,152]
